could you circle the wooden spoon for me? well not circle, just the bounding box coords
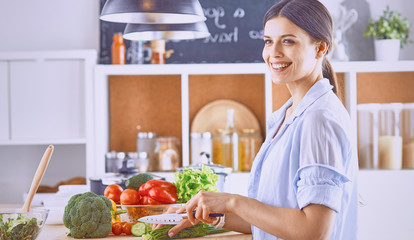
[21,145,54,212]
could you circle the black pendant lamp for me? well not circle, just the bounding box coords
[100,0,206,24]
[123,22,210,40]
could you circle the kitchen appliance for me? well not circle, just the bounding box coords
[138,211,223,225]
[89,173,165,196]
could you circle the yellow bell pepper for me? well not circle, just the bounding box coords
[110,199,125,223]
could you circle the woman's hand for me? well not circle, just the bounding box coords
[176,190,234,225]
[151,206,200,238]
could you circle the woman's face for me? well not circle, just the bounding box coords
[262,16,322,85]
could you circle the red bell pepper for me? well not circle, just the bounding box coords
[138,179,178,204]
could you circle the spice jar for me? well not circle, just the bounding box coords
[238,129,262,171]
[155,137,180,171]
[111,32,126,64]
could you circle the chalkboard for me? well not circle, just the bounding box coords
[99,0,279,64]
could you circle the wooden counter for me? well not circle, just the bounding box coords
[39,224,252,240]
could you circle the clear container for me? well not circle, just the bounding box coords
[357,104,381,169]
[402,103,414,169]
[155,137,180,171]
[137,132,157,171]
[105,151,125,173]
[190,132,212,165]
[177,152,232,192]
[378,103,403,169]
[238,129,262,171]
[135,152,150,173]
[212,109,238,170]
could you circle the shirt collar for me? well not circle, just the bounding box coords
[267,78,333,129]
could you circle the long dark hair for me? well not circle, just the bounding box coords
[263,0,339,96]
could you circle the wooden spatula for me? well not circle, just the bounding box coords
[21,145,54,212]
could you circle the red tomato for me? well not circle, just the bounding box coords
[104,184,124,204]
[112,222,123,235]
[148,187,178,204]
[122,222,134,235]
[140,196,163,205]
[120,189,140,205]
[139,180,177,196]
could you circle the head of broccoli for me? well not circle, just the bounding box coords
[63,192,112,238]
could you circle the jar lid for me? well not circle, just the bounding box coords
[241,128,259,133]
[137,132,157,138]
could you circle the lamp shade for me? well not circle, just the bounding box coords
[123,22,210,40]
[100,0,206,24]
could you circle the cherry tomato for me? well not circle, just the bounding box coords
[148,187,178,204]
[122,222,134,235]
[140,195,163,205]
[112,222,123,235]
[104,184,124,204]
[120,189,140,205]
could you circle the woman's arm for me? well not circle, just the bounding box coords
[228,194,335,240]
[178,191,336,240]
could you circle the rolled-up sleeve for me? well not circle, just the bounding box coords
[295,165,350,212]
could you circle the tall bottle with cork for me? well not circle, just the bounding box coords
[212,109,238,170]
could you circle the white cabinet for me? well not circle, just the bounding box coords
[0,62,8,140]
[0,50,96,204]
[0,50,96,144]
[9,60,85,140]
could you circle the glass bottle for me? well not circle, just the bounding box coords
[212,109,238,169]
[111,32,126,65]
[238,129,262,171]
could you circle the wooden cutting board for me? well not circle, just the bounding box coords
[46,225,252,240]
[191,99,261,134]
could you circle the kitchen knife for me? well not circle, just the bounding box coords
[138,211,224,225]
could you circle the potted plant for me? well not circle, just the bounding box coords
[363,5,412,61]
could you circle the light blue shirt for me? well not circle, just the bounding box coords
[247,79,358,240]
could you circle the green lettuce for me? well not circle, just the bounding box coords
[174,165,219,203]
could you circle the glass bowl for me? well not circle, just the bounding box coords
[120,204,183,222]
[0,208,49,240]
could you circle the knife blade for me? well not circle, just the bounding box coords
[138,211,224,225]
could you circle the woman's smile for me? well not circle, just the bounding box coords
[270,62,292,71]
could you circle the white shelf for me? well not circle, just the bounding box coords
[0,138,87,146]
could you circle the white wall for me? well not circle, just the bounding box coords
[0,0,413,59]
[0,0,100,52]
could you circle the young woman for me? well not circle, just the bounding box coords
[160,0,358,239]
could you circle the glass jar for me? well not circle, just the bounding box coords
[402,103,414,169]
[154,137,180,171]
[137,132,157,171]
[357,103,381,169]
[212,129,237,169]
[238,129,262,171]
[190,132,212,165]
[378,103,403,169]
